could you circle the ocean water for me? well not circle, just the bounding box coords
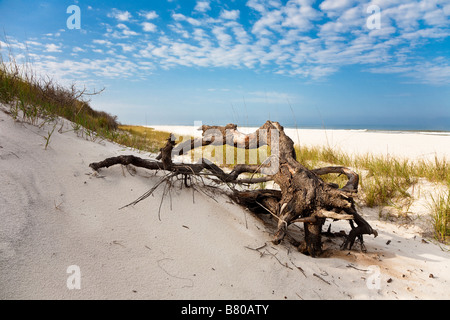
[147,119,450,135]
[282,125,450,136]
[223,122,450,135]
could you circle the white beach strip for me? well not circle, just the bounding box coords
[149,125,450,161]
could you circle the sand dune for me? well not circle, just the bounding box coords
[1,108,449,300]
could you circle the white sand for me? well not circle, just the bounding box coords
[151,125,450,161]
[1,108,449,300]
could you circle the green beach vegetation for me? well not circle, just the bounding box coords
[0,47,170,153]
[295,145,449,243]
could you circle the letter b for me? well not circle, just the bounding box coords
[225,305,232,315]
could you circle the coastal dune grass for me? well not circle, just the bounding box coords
[295,144,450,242]
[296,145,449,203]
[429,191,450,243]
[0,48,170,153]
[203,144,270,167]
[0,48,118,134]
[116,125,171,153]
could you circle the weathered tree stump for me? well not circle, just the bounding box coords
[89,121,377,257]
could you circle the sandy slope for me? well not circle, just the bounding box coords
[1,107,449,300]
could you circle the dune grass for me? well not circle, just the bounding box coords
[116,125,172,153]
[296,145,449,204]
[0,46,118,134]
[295,144,450,242]
[429,191,450,243]
[0,47,172,153]
[202,144,270,167]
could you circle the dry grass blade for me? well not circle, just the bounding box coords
[119,172,176,210]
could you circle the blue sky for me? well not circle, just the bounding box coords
[0,0,449,130]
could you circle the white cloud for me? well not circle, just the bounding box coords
[172,13,185,21]
[172,13,202,26]
[112,24,139,37]
[108,9,132,21]
[321,0,354,10]
[141,10,159,20]
[152,45,169,58]
[252,9,283,35]
[0,39,25,51]
[138,44,155,58]
[212,27,233,47]
[220,9,240,20]
[169,23,191,39]
[194,1,211,13]
[283,5,319,30]
[369,57,450,85]
[45,43,62,52]
[247,0,281,13]
[423,8,448,26]
[444,3,450,15]
[142,22,157,32]
[123,29,139,36]
[25,40,43,47]
[231,24,251,44]
[72,46,85,52]
[118,44,135,53]
[319,6,364,35]
[414,61,450,85]
[250,0,321,35]
[93,39,113,46]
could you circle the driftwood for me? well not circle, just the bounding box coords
[89,121,377,257]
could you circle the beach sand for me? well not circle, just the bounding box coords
[151,124,450,161]
[1,108,449,300]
